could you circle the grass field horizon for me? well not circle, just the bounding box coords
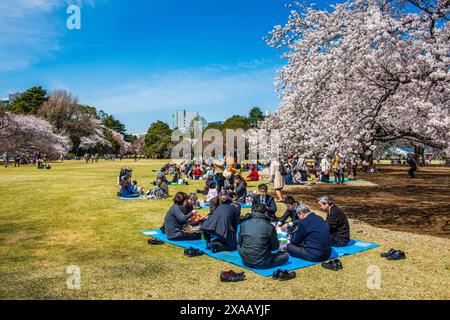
[1,160,449,299]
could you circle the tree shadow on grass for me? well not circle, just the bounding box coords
[284,167,450,238]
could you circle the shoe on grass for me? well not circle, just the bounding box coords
[184,247,204,257]
[386,250,406,260]
[321,260,340,271]
[272,269,282,280]
[220,270,245,282]
[332,259,343,269]
[380,248,396,258]
[148,238,164,245]
[278,270,296,281]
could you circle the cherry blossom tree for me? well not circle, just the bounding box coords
[261,0,449,161]
[108,128,131,154]
[130,135,145,155]
[78,118,111,151]
[0,111,71,159]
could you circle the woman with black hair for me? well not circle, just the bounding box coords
[163,192,201,241]
[233,175,247,204]
[171,167,181,183]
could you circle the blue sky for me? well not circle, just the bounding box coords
[0,0,339,133]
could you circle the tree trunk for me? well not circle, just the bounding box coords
[360,149,374,172]
[413,145,425,166]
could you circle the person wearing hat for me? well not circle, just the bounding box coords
[277,196,299,228]
[287,204,332,262]
[200,190,240,253]
[318,195,350,247]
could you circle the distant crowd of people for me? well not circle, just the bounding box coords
[2,152,51,169]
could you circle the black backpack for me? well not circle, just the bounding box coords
[119,167,132,181]
[279,163,288,176]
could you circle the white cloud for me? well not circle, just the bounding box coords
[0,1,95,72]
[84,63,280,116]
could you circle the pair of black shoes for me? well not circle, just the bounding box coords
[148,238,164,245]
[220,270,246,282]
[381,249,406,260]
[272,269,296,281]
[184,247,204,257]
[321,259,343,271]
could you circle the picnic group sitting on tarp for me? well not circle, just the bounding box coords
[117,167,169,199]
[37,158,51,170]
[160,184,351,270]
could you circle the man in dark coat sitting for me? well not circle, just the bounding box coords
[287,204,332,262]
[318,195,350,247]
[251,184,277,221]
[237,203,289,269]
[200,190,240,252]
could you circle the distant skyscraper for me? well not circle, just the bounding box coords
[9,92,21,104]
[1,92,21,106]
[173,109,198,131]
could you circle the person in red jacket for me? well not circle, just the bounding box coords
[245,167,259,182]
[192,166,202,180]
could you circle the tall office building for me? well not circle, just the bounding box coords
[172,109,198,131]
[1,92,22,105]
[9,92,21,104]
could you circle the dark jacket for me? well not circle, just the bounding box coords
[278,204,299,225]
[171,172,181,183]
[164,204,193,239]
[237,212,280,269]
[201,201,240,249]
[326,205,350,242]
[291,212,331,260]
[181,202,194,215]
[407,158,417,169]
[234,181,247,203]
[252,195,277,220]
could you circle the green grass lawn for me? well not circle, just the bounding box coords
[0,160,449,299]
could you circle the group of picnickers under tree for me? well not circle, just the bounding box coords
[2,151,51,169]
[160,189,359,275]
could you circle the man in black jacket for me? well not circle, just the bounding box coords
[237,203,289,269]
[201,191,240,252]
[318,195,350,247]
[406,156,417,178]
[251,184,277,221]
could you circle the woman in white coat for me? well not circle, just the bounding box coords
[320,157,330,183]
[270,157,285,201]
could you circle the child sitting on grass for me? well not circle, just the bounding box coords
[206,182,218,204]
[132,180,144,195]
